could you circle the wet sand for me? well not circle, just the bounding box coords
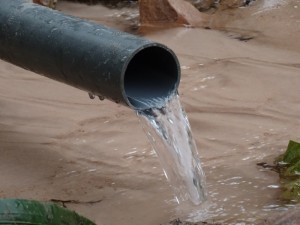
[1,0,300,224]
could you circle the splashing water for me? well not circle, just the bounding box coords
[136,94,207,206]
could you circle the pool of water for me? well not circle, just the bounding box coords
[0,0,300,224]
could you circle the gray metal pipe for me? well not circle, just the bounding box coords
[0,0,180,110]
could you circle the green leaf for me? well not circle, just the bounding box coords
[282,140,300,164]
[282,179,300,202]
[283,160,300,177]
[275,140,300,201]
[0,199,96,225]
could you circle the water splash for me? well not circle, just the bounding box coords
[136,94,207,206]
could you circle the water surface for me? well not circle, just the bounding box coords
[0,1,300,225]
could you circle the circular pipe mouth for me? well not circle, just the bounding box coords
[123,44,180,110]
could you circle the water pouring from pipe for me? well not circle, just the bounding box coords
[0,0,207,207]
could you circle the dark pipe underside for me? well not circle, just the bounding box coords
[124,46,180,109]
[0,0,180,110]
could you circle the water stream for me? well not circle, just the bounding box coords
[136,94,207,206]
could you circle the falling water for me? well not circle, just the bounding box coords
[136,94,207,206]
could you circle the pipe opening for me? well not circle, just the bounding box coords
[124,45,180,110]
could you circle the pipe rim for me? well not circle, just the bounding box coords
[121,43,181,110]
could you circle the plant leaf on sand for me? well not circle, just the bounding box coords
[0,199,96,225]
[280,140,300,165]
[275,140,300,202]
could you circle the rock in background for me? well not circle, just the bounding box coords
[139,0,211,28]
[60,0,137,8]
[218,0,245,9]
[186,0,216,11]
[187,0,254,11]
[32,0,58,8]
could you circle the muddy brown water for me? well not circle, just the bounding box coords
[1,0,300,224]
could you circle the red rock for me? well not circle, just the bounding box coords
[139,0,211,28]
[32,0,57,8]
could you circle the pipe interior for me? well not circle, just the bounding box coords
[124,46,179,110]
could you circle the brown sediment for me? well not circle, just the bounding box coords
[162,219,221,225]
[0,0,300,224]
[50,198,103,208]
[260,208,300,225]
